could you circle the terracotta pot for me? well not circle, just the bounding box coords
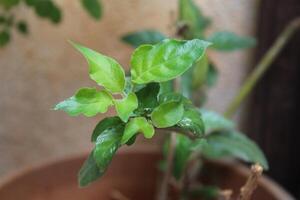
[0,148,294,200]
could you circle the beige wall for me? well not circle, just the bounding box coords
[0,0,257,176]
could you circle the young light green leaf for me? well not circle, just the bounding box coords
[207,31,256,51]
[192,53,208,89]
[177,106,205,137]
[178,0,211,38]
[201,131,269,169]
[200,109,234,132]
[122,30,166,47]
[114,92,138,122]
[91,116,123,142]
[54,88,113,117]
[130,39,210,84]
[135,83,160,111]
[93,125,124,175]
[78,150,101,187]
[121,117,154,144]
[151,100,184,128]
[81,0,102,20]
[71,42,125,93]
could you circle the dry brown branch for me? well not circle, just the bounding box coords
[237,164,263,200]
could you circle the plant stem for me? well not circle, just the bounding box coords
[157,132,177,200]
[224,17,300,118]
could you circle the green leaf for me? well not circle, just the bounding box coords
[202,131,269,169]
[207,31,256,51]
[192,53,208,89]
[16,21,28,35]
[206,63,218,87]
[34,0,62,24]
[54,87,113,117]
[121,117,154,144]
[151,99,184,128]
[135,82,160,111]
[93,125,124,175]
[177,106,205,137]
[173,134,193,179]
[122,30,166,47]
[81,0,102,20]
[159,81,174,95]
[71,42,126,93]
[178,0,211,38]
[91,116,123,142]
[0,0,20,10]
[78,150,101,187]
[114,92,138,122]
[130,39,210,84]
[0,31,10,47]
[200,109,234,132]
[187,185,219,199]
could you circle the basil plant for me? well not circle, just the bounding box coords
[55,38,267,188]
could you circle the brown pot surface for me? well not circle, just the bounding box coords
[0,148,294,200]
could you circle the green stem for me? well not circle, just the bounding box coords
[224,17,300,118]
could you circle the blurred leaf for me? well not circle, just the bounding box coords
[207,31,256,51]
[178,0,211,38]
[187,185,219,199]
[202,131,269,169]
[71,42,126,93]
[177,105,205,137]
[54,88,113,117]
[200,109,234,132]
[25,0,36,6]
[0,15,5,24]
[93,125,124,181]
[78,150,101,187]
[0,31,10,46]
[192,53,208,89]
[180,67,193,98]
[81,0,102,20]
[135,82,160,112]
[159,81,174,95]
[151,98,184,128]
[122,30,166,47]
[34,0,62,24]
[131,39,210,84]
[91,116,123,142]
[206,63,218,87]
[0,0,20,10]
[114,92,138,122]
[17,21,28,35]
[121,117,154,144]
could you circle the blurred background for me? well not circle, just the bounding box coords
[0,0,299,198]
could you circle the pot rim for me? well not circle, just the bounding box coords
[0,146,295,200]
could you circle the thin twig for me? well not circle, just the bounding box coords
[219,189,233,200]
[224,17,300,118]
[237,164,263,200]
[157,132,177,200]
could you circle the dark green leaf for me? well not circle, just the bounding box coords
[71,42,126,93]
[206,63,218,87]
[177,106,205,137]
[0,15,6,24]
[93,125,124,173]
[135,82,160,111]
[207,31,256,51]
[192,53,208,89]
[17,21,28,35]
[122,30,166,47]
[78,150,102,187]
[187,185,219,199]
[34,0,62,23]
[202,131,269,169]
[121,117,154,144]
[178,0,211,38]
[131,39,210,84]
[91,116,123,142]
[81,0,102,20]
[151,99,184,128]
[0,31,10,47]
[54,87,113,117]
[114,92,138,122]
[200,109,234,132]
